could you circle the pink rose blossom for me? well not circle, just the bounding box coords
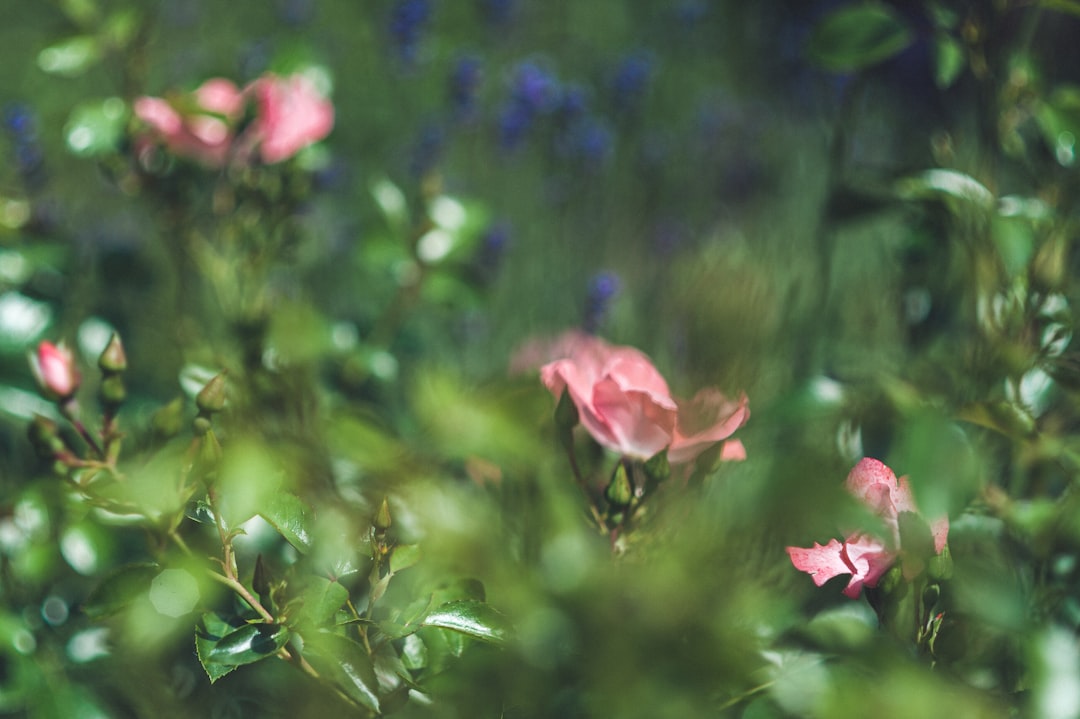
[787,458,950,598]
[668,387,750,465]
[786,534,893,599]
[534,331,749,463]
[134,78,244,167]
[248,73,334,164]
[30,341,80,399]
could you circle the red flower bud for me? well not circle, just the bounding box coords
[29,341,80,400]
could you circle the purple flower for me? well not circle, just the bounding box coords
[583,271,620,333]
[448,55,484,120]
[611,52,655,111]
[389,0,432,63]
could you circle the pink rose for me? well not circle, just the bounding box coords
[535,331,749,463]
[30,341,80,399]
[787,458,949,598]
[134,78,244,167]
[668,387,750,465]
[248,73,334,164]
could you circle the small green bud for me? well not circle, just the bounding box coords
[192,416,212,437]
[605,462,634,509]
[197,428,223,481]
[374,497,392,531]
[643,449,670,485]
[196,371,227,414]
[99,374,126,406]
[554,389,579,432]
[152,397,185,438]
[98,333,127,373]
[928,544,953,580]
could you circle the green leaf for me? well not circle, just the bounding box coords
[400,633,427,670]
[259,492,314,554]
[297,577,350,628]
[301,631,381,713]
[82,562,158,619]
[196,613,289,683]
[389,544,422,574]
[1040,0,1080,17]
[37,36,102,77]
[63,97,127,157]
[933,34,965,89]
[991,215,1035,279]
[895,168,994,208]
[421,600,511,645]
[807,3,914,72]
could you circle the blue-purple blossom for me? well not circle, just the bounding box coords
[409,122,445,178]
[448,55,484,120]
[611,52,655,111]
[473,221,511,281]
[389,0,432,63]
[497,61,560,150]
[583,271,620,333]
[3,103,46,189]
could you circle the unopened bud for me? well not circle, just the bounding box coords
[554,389,579,432]
[644,449,670,485]
[374,497,392,531]
[197,428,223,481]
[192,416,212,437]
[99,375,126,406]
[29,341,80,400]
[605,462,633,509]
[196,372,227,414]
[98,333,128,373]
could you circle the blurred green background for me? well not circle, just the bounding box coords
[1,1,1080,717]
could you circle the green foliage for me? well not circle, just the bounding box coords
[4,0,1080,717]
[807,3,914,72]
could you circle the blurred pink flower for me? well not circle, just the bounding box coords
[134,78,244,167]
[248,73,334,164]
[533,331,748,462]
[668,387,750,465]
[30,341,80,399]
[786,458,949,599]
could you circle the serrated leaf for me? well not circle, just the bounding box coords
[195,612,246,682]
[389,544,421,574]
[808,3,914,72]
[259,492,313,553]
[37,36,102,77]
[421,600,510,645]
[196,614,289,683]
[82,562,158,619]
[301,631,381,713]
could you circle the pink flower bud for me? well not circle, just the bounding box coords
[30,341,80,399]
[134,78,244,168]
[786,458,950,598]
[248,73,334,164]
